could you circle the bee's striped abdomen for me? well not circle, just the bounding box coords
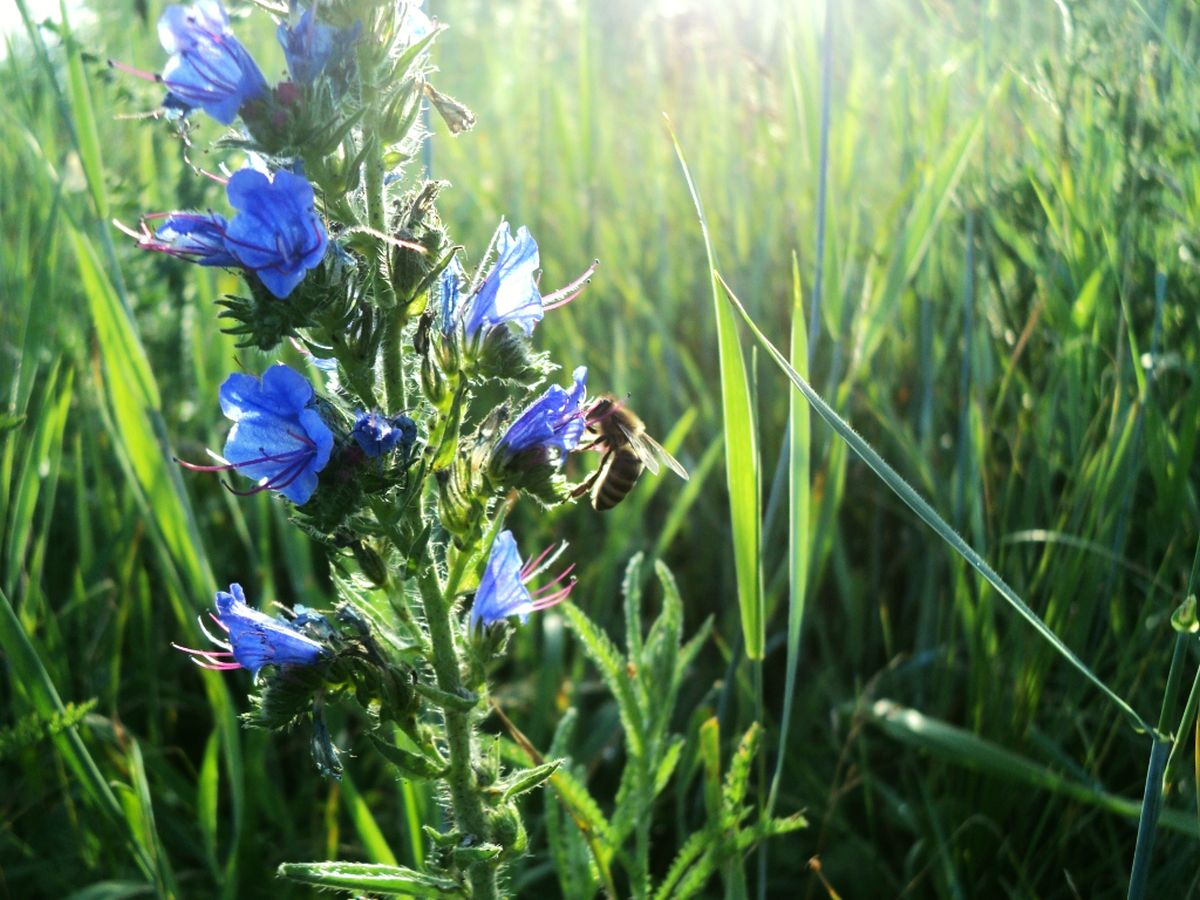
[593,449,644,511]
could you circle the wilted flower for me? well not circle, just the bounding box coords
[178,364,333,504]
[469,531,575,630]
[223,168,328,298]
[157,1,268,124]
[352,411,418,460]
[174,583,327,674]
[455,222,598,343]
[277,5,361,86]
[497,366,588,464]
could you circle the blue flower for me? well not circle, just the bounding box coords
[453,222,599,343]
[223,168,328,299]
[122,211,238,266]
[220,364,333,503]
[157,1,268,125]
[277,5,361,86]
[180,364,332,504]
[470,531,575,631]
[498,367,589,463]
[174,583,327,674]
[352,411,417,460]
[460,223,543,339]
[438,256,466,336]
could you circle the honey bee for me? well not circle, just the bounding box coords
[572,396,689,510]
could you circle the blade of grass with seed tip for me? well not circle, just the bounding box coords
[715,271,1155,736]
[666,120,763,660]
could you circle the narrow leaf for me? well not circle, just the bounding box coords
[667,121,763,659]
[715,272,1155,736]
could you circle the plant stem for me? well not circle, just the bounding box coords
[418,572,496,899]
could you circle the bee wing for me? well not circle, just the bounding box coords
[638,433,689,481]
[610,419,659,474]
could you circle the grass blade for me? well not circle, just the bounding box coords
[666,120,763,660]
[863,700,1195,837]
[768,255,809,817]
[715,271,1154,735]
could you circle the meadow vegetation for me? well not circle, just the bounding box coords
[3,0,1200,896]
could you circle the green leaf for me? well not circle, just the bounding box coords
[452,843,502,866]
[341,772,400,866]
[699,717,722,822]
[0,585,154,880]
[500,760,562,801]
[721,723,761,819]
[715,272,1156,737]
[413,681,479,712]
[622,552,645,661]
[278,861,463,896]
[652,829,715,900]
[861,700,1197,837]
[668,121,763,659]
[769,253,810,819]
[371,734,448,780]
[562,602,646,759]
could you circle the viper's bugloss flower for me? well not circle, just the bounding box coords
[438,256,466,336]
[122,211,237,267]
[456,222,598,342]
[498,367,589,463]
[470,531,575,631]
[179,364,333,504]
[277,5,361,86]
[460,223,542,338]
[157,1,268,124]
[223,168,328,298]
[352,411,417,459]
[174,583,327,674]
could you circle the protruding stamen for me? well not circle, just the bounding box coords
[531,578,576,610]
[532,562,576,596]
[541,259,600,311]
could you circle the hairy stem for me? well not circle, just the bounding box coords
[419,572,497,899]
[383,308,408,413]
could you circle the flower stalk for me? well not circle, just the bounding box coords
[418,570,497,899]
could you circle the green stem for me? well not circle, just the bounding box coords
[418,572,496,899]
[383,309,407,413]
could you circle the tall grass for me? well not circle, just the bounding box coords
[2,0,1200,896]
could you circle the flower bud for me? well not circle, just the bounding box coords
[351,541,389,588]
[488,803,527,858]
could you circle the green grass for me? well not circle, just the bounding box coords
[3,0,1200,896]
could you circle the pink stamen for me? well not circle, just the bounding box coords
[108,59,162,84]
[208,612,230,633]
[531,579,576,610]
[172,643,234,658]
[532,562,576,596]
[520,543,556,581]
[192,660,244,671]
[197,615,232,649]
[176,456,235,473]
[541,259,599,311]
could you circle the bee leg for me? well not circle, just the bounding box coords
[570,453,609,499]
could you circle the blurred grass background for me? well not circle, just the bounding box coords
[4,0,1200,896]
